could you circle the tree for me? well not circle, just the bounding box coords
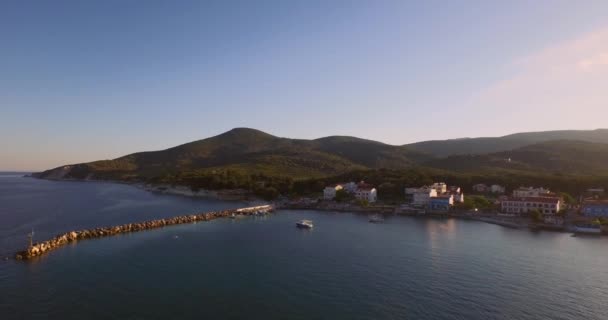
[334,189,352,202]
[458,195,493,210]
[559,192,576,205]
[255,187,279,201]
[358,199,369,207]
[529,209,543,223]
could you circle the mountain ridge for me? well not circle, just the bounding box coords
[35,128,608,182]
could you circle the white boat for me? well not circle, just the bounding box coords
[574,226,601,234]
[296,220,313,229]
[369,215,384,223]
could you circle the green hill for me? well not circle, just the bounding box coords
[35,128,608,186]
[35,128,429,181]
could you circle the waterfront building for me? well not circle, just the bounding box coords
[581,200,608,217]
[323,184,343,200]
[512,186,551,197]
[355,186,377,203]
[405,187,437,206]
[406,183,463,206]
[501,197,561,215]
[428,195,454,212]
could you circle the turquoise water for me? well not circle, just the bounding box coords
[2,175,608,319]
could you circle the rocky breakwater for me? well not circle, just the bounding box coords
[15,209,245,260]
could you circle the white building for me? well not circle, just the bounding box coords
[512,187,551,197]
[451,191,465,203]
[490,184,505,194]
[323,184,343,200]
[428,195,454,212]
[406,183,463,206]
[406,187,438,206]
[501,197,561,215]
[431,182,447,194]
[356,187,377,203]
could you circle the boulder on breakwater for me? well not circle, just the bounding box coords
[14,208,267,260]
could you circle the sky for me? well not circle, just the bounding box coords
[1,0,608,171]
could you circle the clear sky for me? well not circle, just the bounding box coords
[2,0,608,171]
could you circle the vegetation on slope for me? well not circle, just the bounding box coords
[35,128,608,200]
[406,129,608,157]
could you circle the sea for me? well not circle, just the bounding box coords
[1,173,607,319]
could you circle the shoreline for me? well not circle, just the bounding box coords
[29,175,260,202]
[20,177,605,240]
[277,204,602,235]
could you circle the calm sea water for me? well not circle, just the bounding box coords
[1,175,608,319]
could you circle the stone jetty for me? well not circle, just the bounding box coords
[15,205,273,260]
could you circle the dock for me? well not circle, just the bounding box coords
[14,205,274,260]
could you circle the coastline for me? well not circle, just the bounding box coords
[29,175,259,202]
[136,183,256,201]
[24,176,604,237]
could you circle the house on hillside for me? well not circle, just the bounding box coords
[513,187,551,197]
[323,184,343,200]
[490,184,505,194]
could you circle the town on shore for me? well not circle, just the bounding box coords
[279,181,608,234]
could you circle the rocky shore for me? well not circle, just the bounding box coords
[15,207,270,260]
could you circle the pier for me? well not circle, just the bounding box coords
[14,205,273,260]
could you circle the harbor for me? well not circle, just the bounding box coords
[14,205,273,260]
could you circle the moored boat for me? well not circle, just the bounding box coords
[574,225,601,234]
[369,215,384,223]
[296,220,313,229]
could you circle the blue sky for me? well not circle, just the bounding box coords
[2,0,608,170]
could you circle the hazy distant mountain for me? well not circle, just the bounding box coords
[424,140,608,175]
[406,129,608,157]
[35,128,608,182]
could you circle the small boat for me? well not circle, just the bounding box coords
[369,215,384,223]
[574,225,601,234]
[296,220,313,229]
